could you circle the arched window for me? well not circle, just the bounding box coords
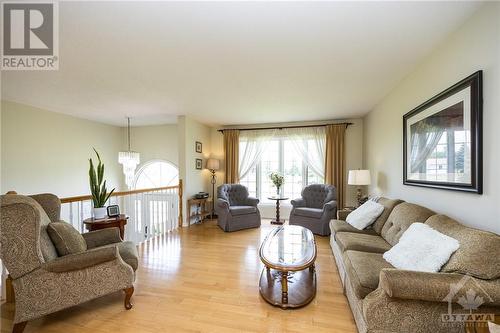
[134,160,179,189]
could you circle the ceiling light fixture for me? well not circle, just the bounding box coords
[119,117,140,189]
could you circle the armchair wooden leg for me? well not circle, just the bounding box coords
[12,322,27,333]
[124,287,134,310]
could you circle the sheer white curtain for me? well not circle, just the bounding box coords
[410,126,445,173]
[283,127,326,179]
[239,129,277,180]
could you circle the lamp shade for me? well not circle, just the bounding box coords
[206,158,220,171]
[348,170,371,185]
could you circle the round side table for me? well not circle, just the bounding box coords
[83,214,128,240]
[267,196,289,225]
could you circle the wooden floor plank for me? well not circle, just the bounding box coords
[0,220,356,332]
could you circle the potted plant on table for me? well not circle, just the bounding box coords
[270,172,285,196]
[89,148,115,219]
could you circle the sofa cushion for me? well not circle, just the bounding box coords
[301,184,336,209]
[330,220,377,236]
[294,207,323,219]
[218,184,250,206]
[229,206,257,216]
[343,250,393,299]
[380,202,434,246]
[371,198,404,234]
[336,233,392,253]
[47,221,87,256]
[426,214,500,280]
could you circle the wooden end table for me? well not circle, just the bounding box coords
[83,214,128,240]
[267,196,289,225]
[337,207,355,221]
[187,197,211,226]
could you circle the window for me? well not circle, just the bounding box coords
[424,129,470,182]
[134,160,179,189]
[240,138,324,203]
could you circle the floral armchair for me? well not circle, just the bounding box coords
[0,194,137,333]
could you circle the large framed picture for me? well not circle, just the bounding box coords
[403,71,482,193]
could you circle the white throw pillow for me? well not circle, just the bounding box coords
[488,321,500,333]
[383,223,460,273]
[346,200,384,230]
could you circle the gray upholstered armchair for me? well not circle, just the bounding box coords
[216,184,261,232]
[0,194,138,333]
[289,184,337,236]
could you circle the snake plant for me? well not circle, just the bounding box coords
[89,148,115,208]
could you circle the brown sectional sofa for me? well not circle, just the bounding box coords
[330,198,500,333]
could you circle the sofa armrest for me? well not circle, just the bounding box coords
[379,269,500,305]
[82,227,122,249]
[291,198,306,208]
[244,197,259,207]
[216,198,230,210]
[323,200,337,211]
[337,209,352,221]
[43,246,119,273]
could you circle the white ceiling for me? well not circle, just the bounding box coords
[2,1,482,127]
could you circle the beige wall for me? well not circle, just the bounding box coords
[364,3,500,234]
[128,124,178,179]
[1,101,124,197]
[178,116,214,226]
[209,127,225,198]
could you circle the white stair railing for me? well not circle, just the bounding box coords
[1,181,183,302]
[59,180,183,245]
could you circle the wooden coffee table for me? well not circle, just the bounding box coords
[259,225,317,309]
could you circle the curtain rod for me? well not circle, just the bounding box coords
[217,122,353,133]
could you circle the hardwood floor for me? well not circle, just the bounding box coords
[1,220,357,333]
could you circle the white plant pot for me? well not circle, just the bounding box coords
[93,207,107,219]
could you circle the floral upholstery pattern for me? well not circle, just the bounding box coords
[0,194,137,326]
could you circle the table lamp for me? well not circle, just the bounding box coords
[206,158,220,218]
[348,169,371,207]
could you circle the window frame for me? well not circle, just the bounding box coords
[241,137,323,202]
[134,159,179,190]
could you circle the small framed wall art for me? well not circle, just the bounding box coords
[195,158,203,170]
[195,141,202,153]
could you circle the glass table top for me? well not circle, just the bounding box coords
[259,225,316,271]
[267,196,289,201]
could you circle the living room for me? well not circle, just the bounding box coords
[1,1,499,333]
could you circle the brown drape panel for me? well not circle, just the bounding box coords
[325,124,348,209]
[223,129,240,183]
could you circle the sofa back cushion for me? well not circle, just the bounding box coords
[29,193,61,222]
[426,214,500,280]
[381,202,434,246]
[301,184,336,209]
[371,198,404,234]
[217,184,249,206]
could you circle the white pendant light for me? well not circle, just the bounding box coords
[119,117,140,189]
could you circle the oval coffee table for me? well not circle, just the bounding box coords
[259,225,317,309]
